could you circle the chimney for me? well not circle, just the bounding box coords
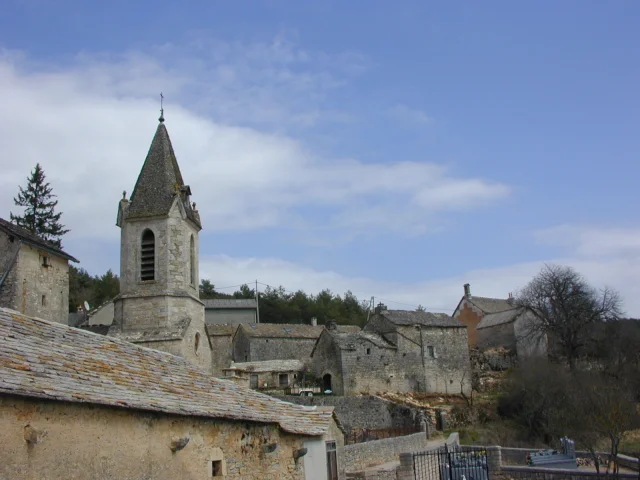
[507,292,515,306]
[374,302,387,314]
[327,319,337,330]
[463,283,471,299]
[310,317,317,327]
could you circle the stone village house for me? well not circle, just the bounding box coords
[476,306,548,359]
[0,307,344,480]
[0,217,78,325]
[311,308,472,396]
[452,283,514,347]
[223,359,306,390]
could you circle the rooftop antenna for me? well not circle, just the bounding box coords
[159,92,165,123]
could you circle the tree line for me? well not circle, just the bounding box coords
[200,279,371,326]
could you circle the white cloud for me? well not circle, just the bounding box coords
[535,225,640,257]
[0,45,510,246]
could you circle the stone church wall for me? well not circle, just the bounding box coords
[0,394,311,480]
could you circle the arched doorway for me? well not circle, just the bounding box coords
[323,373,332,392]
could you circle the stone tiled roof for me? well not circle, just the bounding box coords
[205,324,238,336]
[240,323,324,339]
[126,122,201,228]
[379,310,464,328]
[336,325,361,333]
[0,307,333,436]
[203,299,257,309]
[326,330,396,351]
[477,307,530,329]
[0,218,78,263]
[225,359,305,373]
[468,296,513,314]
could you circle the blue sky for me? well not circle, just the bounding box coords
[1,1,639,314]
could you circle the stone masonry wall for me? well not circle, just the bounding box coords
[477,322,516,352]
[233,328,317,367]
[210,334,234,376]
[338,432,428,479]
[0,394,310,480]
[311,331,346,395]
[0,231,19,312]
[0,238,69,325]
[274,395,421,435]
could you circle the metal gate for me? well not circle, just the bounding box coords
[413,446,489,480]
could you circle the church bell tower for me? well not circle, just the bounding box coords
[109,111,211,373]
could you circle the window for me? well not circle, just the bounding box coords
[194,332,200,354]
[279,373,289,387]
[41,256,50,267]
[427,346,435,358]
[250,374,258,389]
[41,295,47,307]
[189,235,195,286]
[366,348,371,355]
[212,460,223,477]
[140,229,155,281]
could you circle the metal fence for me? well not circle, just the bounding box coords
[413,445,491,480]
[345,427,421,445]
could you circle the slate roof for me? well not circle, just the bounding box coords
[240,323,324,339]
[126,122,201,228]
[0,307,332,436]
[467,296,513,314]
[477,307,530,329]
[336,325,361,333]
[315,330,396,354]
[0,218,78,263]
[203,299,257,309]
[379,310,464,328]
[205,324,238,337]
[225,359,305,373]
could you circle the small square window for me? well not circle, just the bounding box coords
[212,460,223,477]
[427,346,435,358]
[366,348,371,355]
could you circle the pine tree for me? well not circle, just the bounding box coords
[10,163,69,247]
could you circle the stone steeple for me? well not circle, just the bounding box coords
[122,122,201,228]
[109,118,211,373]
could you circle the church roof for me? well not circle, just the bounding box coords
[126,122,201,227]
[0,307,333,436]
[0,218,78,263]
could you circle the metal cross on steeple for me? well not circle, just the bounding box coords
[159,92,165,123]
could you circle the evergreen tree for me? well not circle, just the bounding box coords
[10,163,69,247]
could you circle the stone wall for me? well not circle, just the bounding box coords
[234,329,317,366]
[0,235,69,325]
[0,394,312,480]
[209,333,234,377]
[274,395,421,435]
[311,330,346,394]
[477,322,516,351]
[338,432,429,479]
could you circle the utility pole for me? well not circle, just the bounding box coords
[255,279,260,324]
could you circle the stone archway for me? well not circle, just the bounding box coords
[322,373,332,392]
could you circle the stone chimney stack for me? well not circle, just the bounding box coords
[374,302,387,315]
[327,319,337,330]
[463,283,471,299]
[507,292,515,306]
[310,317,318,327]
